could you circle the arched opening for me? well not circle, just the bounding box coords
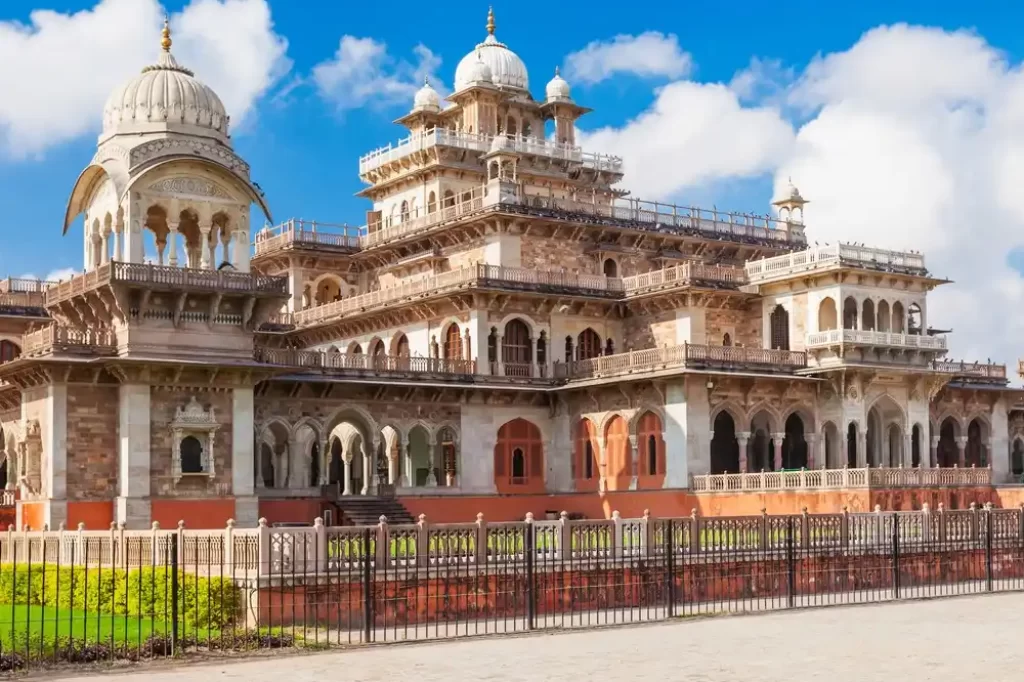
[847,422,858,467]
[862,299,876,331]
[604,416,631,490]
[427,191,437,214]
[443,190,455,208]
[892,301,906,333]
[818,297,838,331]
[574,419,599,490]
[407,425,432,486]
[822,422,841,468]
[577,328,602,360]
[843,297,858,330]
[748,410,775,472]
[769,304,790,350]
[260,442,275,488]
[966,418,987,467]
[1012,439,1024,478]
[710,411,739,474]
[348,343,363,356]
[782,414,808,469]
[722,333,732,347]
[564,335,574,362]
[443,323,463,361]
[866,408,882,467]
[908,303,922,335]
[502,318,532,376]
[328,438,343,485]
[887,423,903,467]
[637,411,664,485]
[604,338,615,355]
[180,436,204,474]
[603,258,618,278]
[0,341,20,363]
[506,116,517,137]
[314,276,343,306]
[494,419,544,493]
[877,300,891,332]
[937,418,959,467]
[392,333,410,357]
[912,424,922,467]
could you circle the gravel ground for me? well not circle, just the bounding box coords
[44,593,1024,681]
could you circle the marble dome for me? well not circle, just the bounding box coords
[453,9,528,92]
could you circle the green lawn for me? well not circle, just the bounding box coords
[0,605,170,647]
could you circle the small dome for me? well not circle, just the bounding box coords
[460,52,494,87]
[545,68,571,102]
[413,78,441,112]
[102,21,229,143]
[454,9,528,92]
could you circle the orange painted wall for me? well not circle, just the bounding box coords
[20,502,44,531]
[151,499,236,529]
[258,499,324,525]
[66,501,113,530]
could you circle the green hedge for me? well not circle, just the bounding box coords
[0,565,240,629]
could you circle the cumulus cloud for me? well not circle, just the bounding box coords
[580,23,1024,371]
[564,32,692,85]
[312,36,445,112]
[0,0,289,158]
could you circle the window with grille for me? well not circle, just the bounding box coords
[577,328,601,360]
[502,319,531,364]
[443,324,462,360]
[769,305,790,350]
[0,341,19,363]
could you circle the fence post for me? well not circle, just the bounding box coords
[801,507,810,550]
[151,521,161,566]
[76,522,86,567]
[841,506,850,550]
[690,509,700,554]
[612,511,623,559]
[416,514,429,569]
[786,516,795,608]
[937,504,946,544]
[257,518,270,574]
[891,512,900,600]
[170,531,179,656]
[374,516,387,570]
[362,527,373,642]
[525,512,536,630]
[642,509,653,558]
[970,502,979,543]
[224,519,234,571]
[760,508,768,550]
[665,517,676,617]
[984,502,993,592]
[559,511,571,561]
[475,513,487,565]
[921,504,932,543]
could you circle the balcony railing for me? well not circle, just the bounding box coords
[44,262,289,306]
[745,243,927,282]
[254,220,361,256]
[933,360,1007,380]
[805,329,947,350]
[555,343,807,380]
[21,325,117,358]
[358,129,623,176]
[255,348,476,376]
[288,262,747,328]
[692,466,992,493]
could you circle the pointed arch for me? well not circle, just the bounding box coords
[574,418,600,491]
[494,419,544,494]
[604,415,631,491]
[635,410,665,487]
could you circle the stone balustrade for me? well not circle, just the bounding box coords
[253,219,361,256]
[255,347,476,376]
[21,324,117,358]
[556,343,807,380]
[0,277,53,308]
[745,243,927,283]
[933,360,1007,380]
[691,465,992,493]
[805,328,948,350]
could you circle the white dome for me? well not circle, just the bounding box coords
[102,23,229,144]
[413,79,441,112]
[545,68,571,102]
[454,11,528,92]
[458,51,494,88]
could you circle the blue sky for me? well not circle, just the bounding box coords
[2,0,1024,368]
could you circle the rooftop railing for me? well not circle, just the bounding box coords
[692,466,992,493]
[805,329,948,350]
[358,129,623,176]
[0,277,54,294]
[255,348,476,377]
[44,262,289,307]
[288,262,746,328]
[745,243,927,282]
[933,360,1007,380]
[253,220,361,256]
[21,324,117,358]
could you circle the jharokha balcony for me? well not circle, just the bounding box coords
[0,277,52,314]
[745,243,929,284]
[21,325,117,358]
[556,343,808,381]
[692,465,993,493]
[286,262,748,329]
[806,329,948,351]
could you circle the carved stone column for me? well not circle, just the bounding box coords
[387,447,398,485]
[736,431,751,473]
[199,223,212,269]
[856,433,867,468]
[113,217,124,261]
[425,444,438,487]
[168,222,179,267]
[341,447,353,496]
[401,442,411,487]
[361,444,371,495]
[956,436,968,468]
[772,432,785,471]
[930,436,939,468]
[805,433,818,469]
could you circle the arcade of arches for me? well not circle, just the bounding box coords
[572,412,665,491]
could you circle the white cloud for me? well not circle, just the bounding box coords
[0,0,289,158]
[580,81,794,198]
[312,36,445,112]
[564,32,692,85]
[577,23,1024,373]
[44,268,77,283]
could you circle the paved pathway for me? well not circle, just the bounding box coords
[49,593,1024,681]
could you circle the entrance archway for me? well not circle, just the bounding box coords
[710,412,739,474]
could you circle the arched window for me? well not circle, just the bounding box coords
[575,419,599,489]
[180,436,204,474]
[502,319,532,376]
[1013,440,1024,478]
[637,412,664,481]
[564,335,574,362]
[506,116,517,137]
[604,415,631,490]
[537,332,547,366]
[443,190,455,208]
[584,442,594,479]
[912,424,922,467]
[722,333,732,347]
[400,200,410,222]
[577,328,602,360]
[847,423,858,467]
[843,297,858,330]
[0,341,20,363]
[394,334,410,357]
[862,299,876,331]
[908,303,922,335]
[511,448,525,479]
[427,191,437,214]
[494,419,544,493]
[817,297,838,332]
[892,301,906,333]
[603,258,618,278]
[443,323,463,360]
[769,304,790,351]
[349,343,363,356]
[488,327,498,364]
[604,338,615,355]
[877,300,891,332]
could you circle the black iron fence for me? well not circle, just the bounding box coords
[1,503,1022,672]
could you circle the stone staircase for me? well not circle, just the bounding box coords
[334,497,416,526]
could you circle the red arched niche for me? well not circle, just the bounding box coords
[637,411,666,489]
[573,418,600,492]
[604,415,631,491]
[494,419,545,494]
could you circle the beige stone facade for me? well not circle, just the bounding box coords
[0,15,1021,531]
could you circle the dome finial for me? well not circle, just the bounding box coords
[555,66,560,76]
[486,6,496,35]
[160,16,172,52]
